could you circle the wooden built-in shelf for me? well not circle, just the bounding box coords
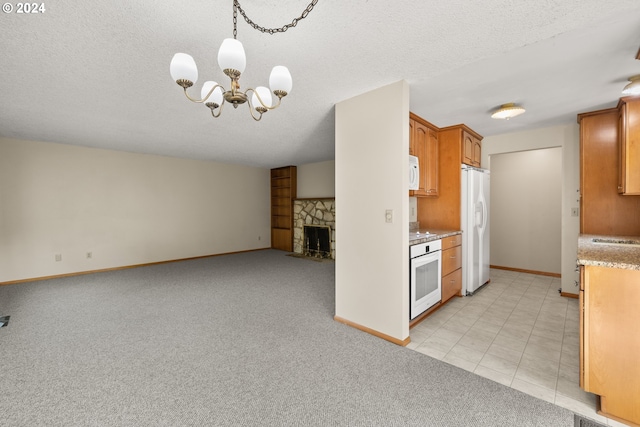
[270,166,297,251]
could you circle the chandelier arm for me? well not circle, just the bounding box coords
[233,0,318,36]
[246,88,283,111]
[266,95,283,111]
[210,99,225,118]
[182,83,227,104]
[247,102,263,121]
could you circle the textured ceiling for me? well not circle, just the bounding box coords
[1,0,639,168]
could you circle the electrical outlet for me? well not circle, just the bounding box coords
[571,207,579,217]
[86,252,92,259]
[55,254,62,262]
[385,209,393,223]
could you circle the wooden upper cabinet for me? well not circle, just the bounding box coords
[425,128,439,196]
[578,108,640,235]
[472,137,482,166]
[617,96,640,195]
[409,119,415,156]
[409,113,438,197]
[462,130,482,167]
[462,131,473,165]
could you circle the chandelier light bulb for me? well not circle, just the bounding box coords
[217,38,246,75]
[200,81,223,108]
[170,53,198,84]
[269,66,293,96]
[252,86,273,111]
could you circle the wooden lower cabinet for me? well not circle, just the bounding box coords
[580,265,640,425]
[441,234,462,303]
[442,268,462,303]
[409,234,463,328]
[442,245,461,277]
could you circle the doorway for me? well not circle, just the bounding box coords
[489,147,562,275]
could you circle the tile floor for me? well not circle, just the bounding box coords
[407,268,629,426]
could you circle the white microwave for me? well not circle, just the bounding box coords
[409,155,419,190]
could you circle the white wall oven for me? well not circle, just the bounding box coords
[410,240,442,320]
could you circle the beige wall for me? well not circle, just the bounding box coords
[490,148,562,274]
[335,80,410,342]
[482,123,580,294]
[296,160,335,198]
[0,138,271,283]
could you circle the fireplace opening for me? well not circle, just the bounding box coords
[303,225,331,258]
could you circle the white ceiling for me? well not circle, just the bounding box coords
[1,0,640,169]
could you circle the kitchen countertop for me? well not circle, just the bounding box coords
[409,229,462,245]
[577,234,640,271]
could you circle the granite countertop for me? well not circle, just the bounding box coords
[577,234,640,271]
[409,229,462,245]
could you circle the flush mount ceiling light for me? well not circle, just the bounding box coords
[170,0,318,121]
[491,103,526,120]
[622,75,640,96]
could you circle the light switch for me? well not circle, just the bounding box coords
[385,209,393,223]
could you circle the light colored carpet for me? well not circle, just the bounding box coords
[574,414,607,427]
[0,250,577,426]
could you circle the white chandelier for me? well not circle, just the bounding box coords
[170,0,318,121]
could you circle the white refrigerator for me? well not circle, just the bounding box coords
[461,165,490,295]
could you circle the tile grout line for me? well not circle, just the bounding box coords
[553,292,571,403]
[459,274,529,383]
[515,278,562,396]
[496,275,536,387]
[410,270,598,415]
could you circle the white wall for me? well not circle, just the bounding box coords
[0,138,271,283]
[482,123,580,294]
[335,80,410,342]
[297,160,335,198]
[490,148,562,274]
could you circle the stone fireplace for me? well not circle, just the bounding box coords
[293,198,335,259]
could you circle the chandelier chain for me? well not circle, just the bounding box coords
[232,1,237,39]
[232,0,318,36]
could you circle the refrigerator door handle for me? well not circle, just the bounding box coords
[475,204,482,227]
[477,193,487,233]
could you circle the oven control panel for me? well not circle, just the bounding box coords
[410,239,442,258]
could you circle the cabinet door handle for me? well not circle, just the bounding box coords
[450,255,456,259]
